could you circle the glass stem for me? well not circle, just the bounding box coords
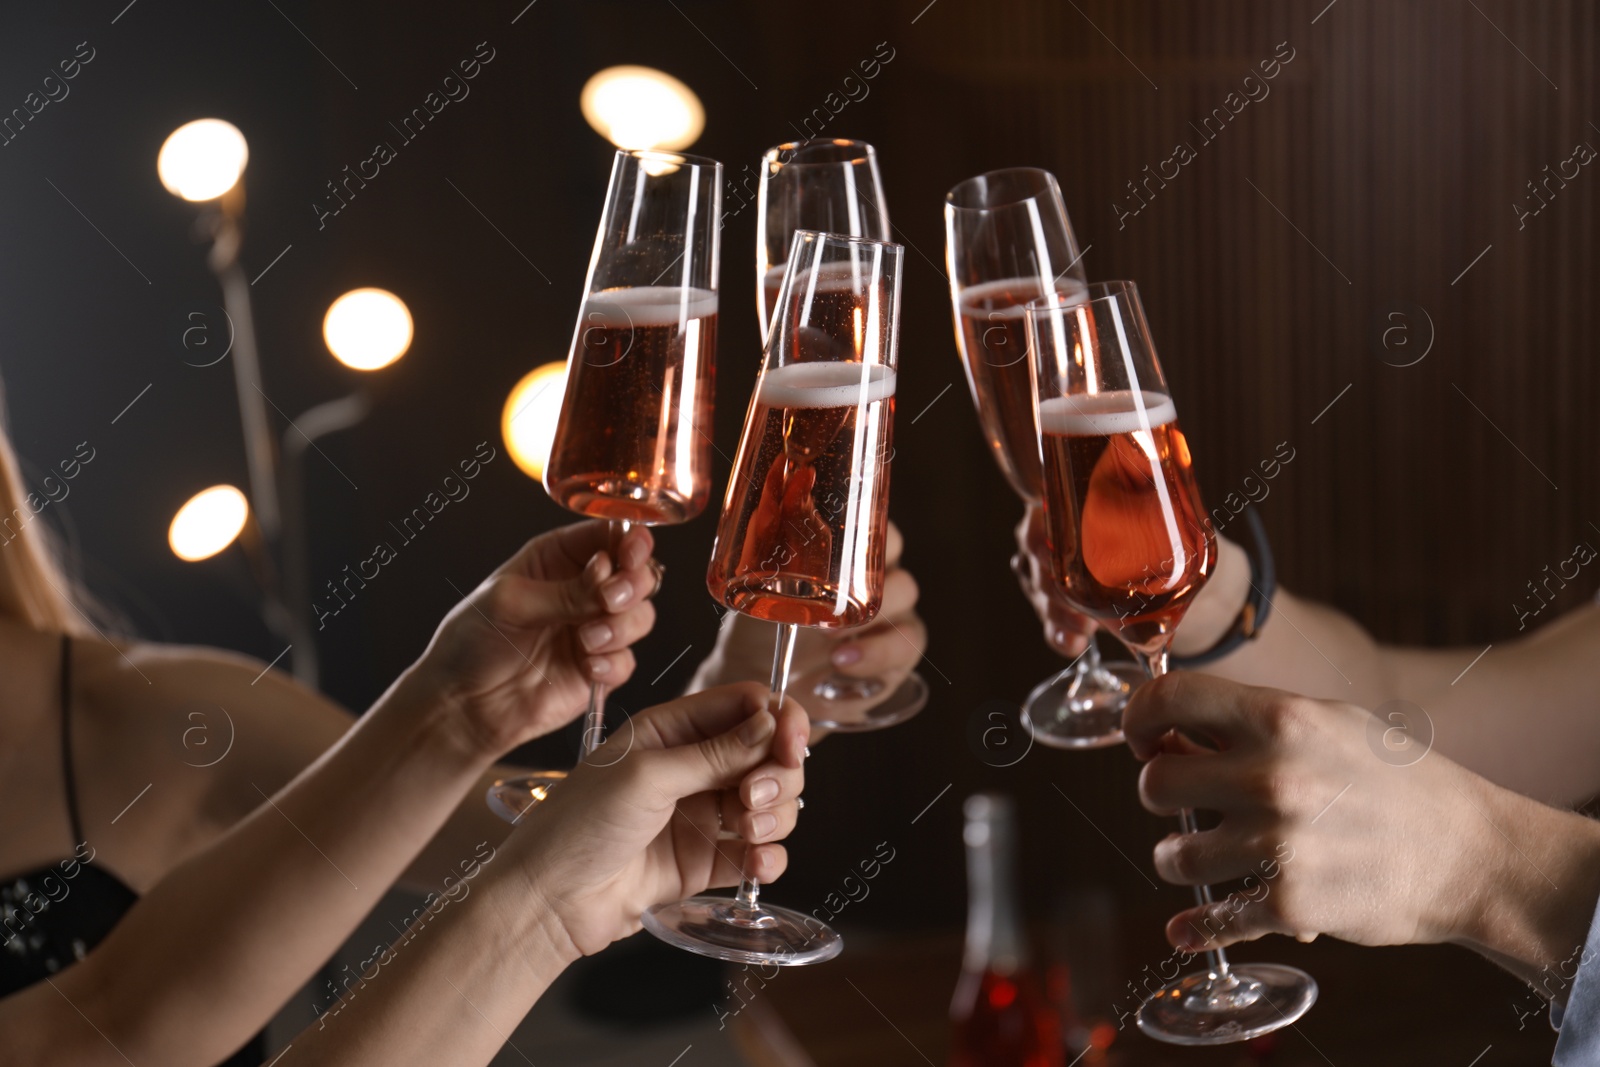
[1178,807,1231,981]
[734,622,799,912]
[1142,645,1232,984]
[1080,637,1104,672]
[580,518,631,759]
[1066,636,1106,702]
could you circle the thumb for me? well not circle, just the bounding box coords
[1168,893,1290,954]
[646,706,777,802]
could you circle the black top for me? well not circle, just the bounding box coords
[0,636,265,1065]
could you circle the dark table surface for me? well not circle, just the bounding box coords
[729,912,1560,1066]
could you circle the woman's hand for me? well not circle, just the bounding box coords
[1123,672,1600,991]
[409,521,661,757]
[507,683,809,958]
[690,522,930,722]
[1013,503,1097,657]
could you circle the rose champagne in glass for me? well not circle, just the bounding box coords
[1028,282,1317,1044]
[754,139,925,730]
[945,167,1142,748]
[486,148,722,823]
[643,231,903,966]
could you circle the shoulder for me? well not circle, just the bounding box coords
[74,637,319,719]
[73,637,357,823]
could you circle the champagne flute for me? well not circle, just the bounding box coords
[757,138,889,339]
[757,138,925,732]
[1026,283,1317,1044]
[643,231,903,965]
[486,148,722,823]
[945,167,1143,749]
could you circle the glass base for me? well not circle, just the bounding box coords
[485,771,568,825]
[642,896,843,966]
[807,671,929,732]
[1136,963,1318,1045]
[1020,660,1143,749]
[813,672,885,702]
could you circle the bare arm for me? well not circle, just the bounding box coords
[203,524,666,895]
[1173,537,1600,806]
[201,662,521,895]
[0,521,661,1066]
[1018,506,1600,805]
[283,684,808,1066]
[0,665,491,1067]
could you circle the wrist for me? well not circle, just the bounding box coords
[1172,537,1251,656]
[489,860,584,970]
[375,662,500,773]
[1451,776,1600,988]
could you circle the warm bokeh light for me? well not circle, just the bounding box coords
[322,288,413,371]
[580,66,704,151]
[169,485,249,562]
[502,361,568,481]
[157,119,249,201]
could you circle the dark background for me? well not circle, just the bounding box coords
[1,0,1596,1057]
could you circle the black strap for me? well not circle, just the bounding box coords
[1171,507,1276,669]
[60,635,84,847]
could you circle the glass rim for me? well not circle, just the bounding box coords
[620,147,722,170]
[790,228,903,254]
[945,166,1061,212]
[1023,279,1140,314]
[763,138,879,168]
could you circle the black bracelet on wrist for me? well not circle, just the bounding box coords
[1170,506,1275,670]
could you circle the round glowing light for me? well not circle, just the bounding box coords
[580,66,704,152]
[502,361,568,482]
[322,288,413,371]
[169,485,249,562]
[157,119,249,202]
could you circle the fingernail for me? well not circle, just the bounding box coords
[622,538,649,571]
[751,812,777,839]
[601,576,633,609]
[579,621,613,652]
[830,643,862,667]
[739,710,775,746]
[749,778,779,806]
[585,551,610,581]
[588,657,611,677]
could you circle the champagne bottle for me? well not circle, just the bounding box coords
[950,793,1064,1067]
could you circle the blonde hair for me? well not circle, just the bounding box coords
[0,382,90,635]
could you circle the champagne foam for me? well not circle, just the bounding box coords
[957,276,1088,320]
[783,259,885,295]
[1038,390,1177,436]
[758,361,897,408]
[583,286,718,328]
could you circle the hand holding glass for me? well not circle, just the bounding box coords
[643,231,904,966]
[1027,282,1317,1044]
[487,148,722,823]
